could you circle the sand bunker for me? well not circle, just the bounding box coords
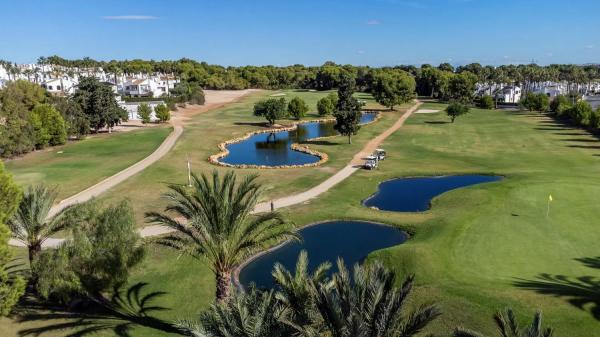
[415,109,440,114]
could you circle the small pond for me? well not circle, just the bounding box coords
[363,175,502,212]
[238,220,406,289]
[220,113,377,166]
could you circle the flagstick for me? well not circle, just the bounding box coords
[546,199,550,218]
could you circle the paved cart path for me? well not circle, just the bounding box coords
[11,100,420,248]
[139,101,422,238]
[9,90,256,248]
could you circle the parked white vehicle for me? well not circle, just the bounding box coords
[375,149,386,161]
[364,155,379,170]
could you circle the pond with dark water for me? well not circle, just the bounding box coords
[219,113,377,166]
[363,175,502,212]
[238,220,406,289]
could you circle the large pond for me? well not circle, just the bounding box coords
[364,175,502,212]
[219,113,377,166]
[238,220,406,289]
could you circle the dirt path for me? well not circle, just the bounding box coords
[13,99,418,247]
[350,101,422,166]
[45,124,184,218]
[139,101,421,238]
[9,90,256,248]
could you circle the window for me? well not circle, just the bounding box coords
[48,85,53,90]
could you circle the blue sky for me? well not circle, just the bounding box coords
[0,0,598,66]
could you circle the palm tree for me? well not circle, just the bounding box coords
[146,170,298,302]
[7,185,71,267]
[310,259,441,337]
[273,250,331,336]
[453,308,553,337]
[177,287,288,337]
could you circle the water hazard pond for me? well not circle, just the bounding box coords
[238,220,407,289]
[363,175,502,212]
[220,113,377,167]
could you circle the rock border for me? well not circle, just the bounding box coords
[208,112,381,169]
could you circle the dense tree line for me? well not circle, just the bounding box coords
[0,81,68,157]
[547,94,600,130]
[514,91,600,131]
[0,78,127,157]
[26,56,599,94]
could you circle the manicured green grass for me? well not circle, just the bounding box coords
[279,104,600,336]
[97,90,399,225]
[6,98,599,336]
[0,90,397,336]
[4,127,172,199]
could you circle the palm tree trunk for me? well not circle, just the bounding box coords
[216,270,232,302]
[28,242,42,267]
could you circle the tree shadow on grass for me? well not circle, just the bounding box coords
[553,132,588,136]
[534,127,573,131]
[566,144,600,150]
[16,282,182,337]
[513,256,600,321]
[425,121,450,125]
[233,121,270,127]
[302,140,340,146]
[509,111,539,117]
[560,138,599,143]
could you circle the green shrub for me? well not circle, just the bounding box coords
[478,95,494,109]
[33,201,145,304]
[288,96,309,120]
[137,103,152,124]
[446,102,470,123]
[254,98,287,125]
[567,101,593,126]
[521,92,549,112]
[317,93,338,116]
[30,104,67,148]
[170,82,205,105]
[154,103,170,122]
[550,95,571,116]
[589,108,600,129]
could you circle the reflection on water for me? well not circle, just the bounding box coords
[220,113,377,166]
[238,220,406,289]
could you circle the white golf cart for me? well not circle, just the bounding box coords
[364,155,379,170]
[375,148,386,161]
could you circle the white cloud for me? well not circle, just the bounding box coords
[102,15,158,20]
[357,50,366,55]
[585,44,595,49]
[366,19,381,25]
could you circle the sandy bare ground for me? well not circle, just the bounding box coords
[9,90,256,248]
[415,109,440,114]
[171,90,260,126]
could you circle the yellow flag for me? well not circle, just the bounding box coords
[549,195,553,202]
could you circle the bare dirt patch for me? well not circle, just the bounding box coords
[415,109,440,114]
[171,89,260,126]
